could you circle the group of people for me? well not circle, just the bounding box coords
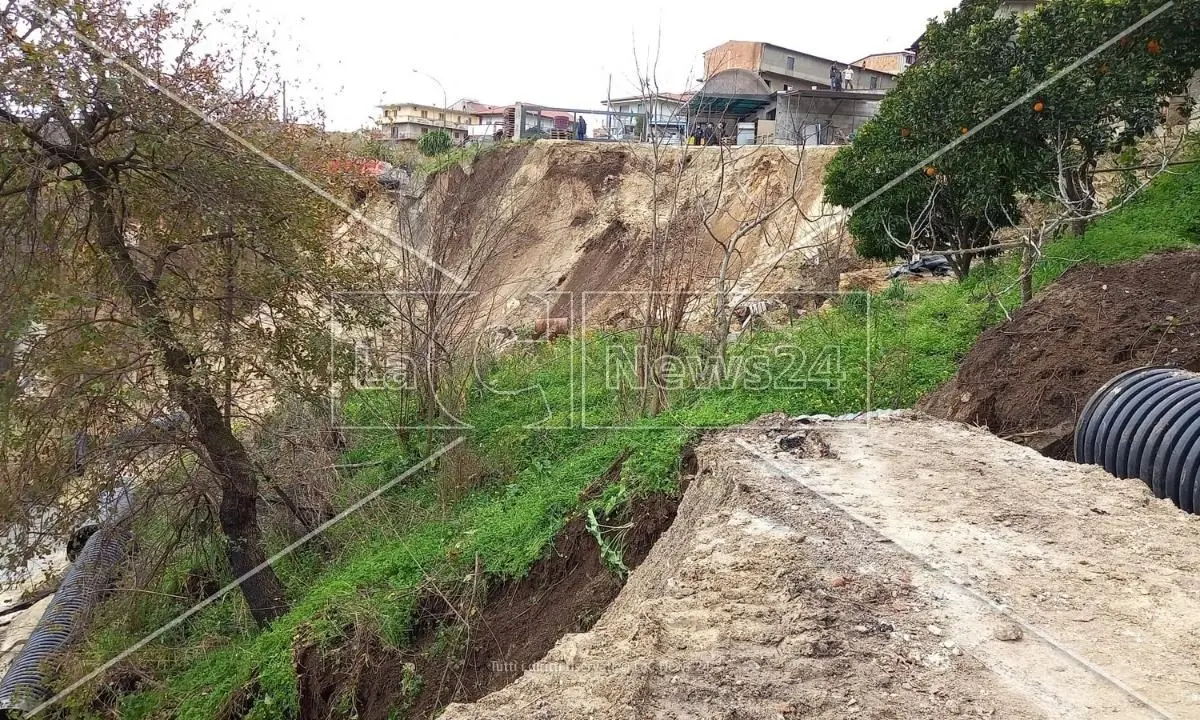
[829,63,856,91]
[689,121,726,146]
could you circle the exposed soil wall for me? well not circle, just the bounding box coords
[919,250,1200,458]
[352,141,848,333]
[293,491,680,720]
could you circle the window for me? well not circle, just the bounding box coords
[420,109,428,118]
[390,125,397,138]
[438,112,445,121]
[783,84,791,92]
[786,56,795,71]
[870,76,879,90]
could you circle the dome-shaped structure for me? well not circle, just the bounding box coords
[687,69,773,122]
[697,68,772,97]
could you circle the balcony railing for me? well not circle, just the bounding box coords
[377,114,472,129]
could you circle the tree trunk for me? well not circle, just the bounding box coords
[1020,241,1034,303]
[84,172,289,627]
[1063,164,1096,236]
[947,251,973,279]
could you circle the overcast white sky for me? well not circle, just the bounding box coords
[193,0,959,130]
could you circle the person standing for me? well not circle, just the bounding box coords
[843,64,855,90]
[576,115,588,140]
[829,64,842,91]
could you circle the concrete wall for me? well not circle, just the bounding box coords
[774,94,881,145]
[760,45,897,92]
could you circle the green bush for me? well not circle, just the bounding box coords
[417,129,453,157]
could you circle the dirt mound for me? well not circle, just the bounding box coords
[920,250,1200,458]
[440,421,1046,720]
[441,414,1200,719]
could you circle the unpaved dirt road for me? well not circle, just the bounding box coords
[443,413,1200,719]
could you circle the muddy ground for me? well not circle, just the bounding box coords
[920,251,1200,459]
[441,413,1200,719]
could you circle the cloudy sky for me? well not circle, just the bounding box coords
[193,0,959,130]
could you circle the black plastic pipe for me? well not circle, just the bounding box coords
[0,523,130,714]
[1076,367,1200,512]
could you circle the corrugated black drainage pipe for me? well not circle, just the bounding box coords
[1076,367,1200,513]
[0,524,131,714]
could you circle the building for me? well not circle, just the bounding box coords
[702,40,898,93]
[853,51,916,76]
[376,102,474,145]
[683,41,897,145]
[449,99,575,141]
[600,92,692,140]
[774,88,885,145]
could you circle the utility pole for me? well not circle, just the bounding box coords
[606,73,612,138]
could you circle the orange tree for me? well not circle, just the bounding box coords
[825,0,1200,276]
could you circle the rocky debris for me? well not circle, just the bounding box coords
[993,623,1024,642]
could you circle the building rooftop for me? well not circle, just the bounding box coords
[705,40,899,76]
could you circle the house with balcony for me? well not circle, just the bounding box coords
[376,102,475,145]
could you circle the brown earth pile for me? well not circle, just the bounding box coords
[919,250,1200,459]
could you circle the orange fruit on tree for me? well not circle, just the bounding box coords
[924,166,937,176]
[1033,101,1045,112]
[901,127,911,137]
[1148,39,1162,55]
[961,127,969,135]
[1099,62,1109,74]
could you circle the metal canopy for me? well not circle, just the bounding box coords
[686,94,772,119]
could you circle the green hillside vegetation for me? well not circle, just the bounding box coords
[69,157,1200,718]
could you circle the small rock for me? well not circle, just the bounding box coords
[901,682,914,691]
[831,576,849,588]
[946,700,963,714]
[854,625,869,633]
[993,622,1023,641]
[779,432,806,450]
[927,624,943,636]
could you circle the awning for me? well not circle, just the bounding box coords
[686,94,772,119]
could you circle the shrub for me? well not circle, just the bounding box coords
[418,130,453,157]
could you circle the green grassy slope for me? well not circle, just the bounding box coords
[71,157,1200,719]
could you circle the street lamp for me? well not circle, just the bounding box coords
[412,68,448,109]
